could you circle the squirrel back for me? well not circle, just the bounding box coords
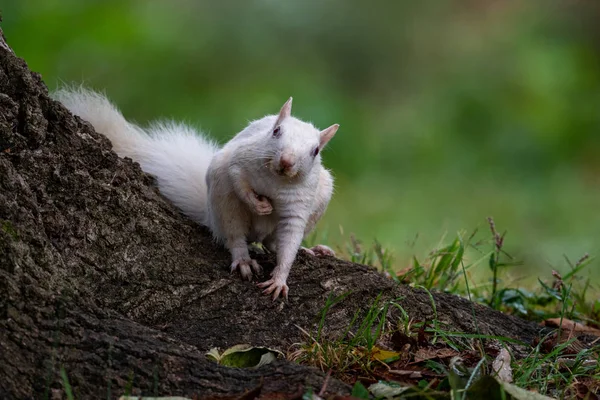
[53,87,218,224]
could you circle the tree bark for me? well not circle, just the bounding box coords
[0,23,545,399]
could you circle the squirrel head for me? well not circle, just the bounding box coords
[266,97,339,180]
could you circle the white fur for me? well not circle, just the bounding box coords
[53,88,338,300]
[207,109,337,299]
[53,88,218,223]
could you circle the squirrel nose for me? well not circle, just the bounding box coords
[279,155,294,171]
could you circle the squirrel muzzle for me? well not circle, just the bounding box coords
[277,154,297,178]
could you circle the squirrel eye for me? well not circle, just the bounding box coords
[273,126,282,138]
[312,147,320,157]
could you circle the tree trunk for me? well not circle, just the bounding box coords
[0,23,545,399]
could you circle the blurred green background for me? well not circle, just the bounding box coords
[3,0,600,277]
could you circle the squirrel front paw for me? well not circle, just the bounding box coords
[231,258,263,281]
[257,277,289,301]
[249,191,273,216]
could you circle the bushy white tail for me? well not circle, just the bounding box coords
[53,87,219,224]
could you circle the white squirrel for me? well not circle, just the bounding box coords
[53,88,339,300]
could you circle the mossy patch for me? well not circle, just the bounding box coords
[1,220,19,240]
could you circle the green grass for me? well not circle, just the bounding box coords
[1,220,19,240]
[513,336,600,397]
[59,367,74,400]
[296,218,600,398]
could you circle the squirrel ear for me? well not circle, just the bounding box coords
[275,97,293,126]
[319,124,339,148]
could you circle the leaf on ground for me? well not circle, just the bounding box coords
[467,375,555,400]
[556,357,598,370]
[388,369,424,379]
[371,346,402,363]
[369,381,448,399]
[543,318,600,336]
[491,348,513,383]
[367,381,411,399]
[571,382,600,400]
[373,364,444,384]
[412,347,458,363]
[206,344,283,368]
[534,331,590,355]
[350,381,370,399]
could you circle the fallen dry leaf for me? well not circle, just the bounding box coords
[388,369,423,379]
[412,347,458,363]
[371,347,402,363]
[492,348,513,383]
[543,318,600,337]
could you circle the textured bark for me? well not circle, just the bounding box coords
[0,23,546,399]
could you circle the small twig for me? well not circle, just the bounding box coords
[318,369,332,397]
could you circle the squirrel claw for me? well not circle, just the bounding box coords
[251,192,273,216]
[249,259,263,275]
[257,278,289,301]
[302,244,335,257]
[231,258,262,281]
